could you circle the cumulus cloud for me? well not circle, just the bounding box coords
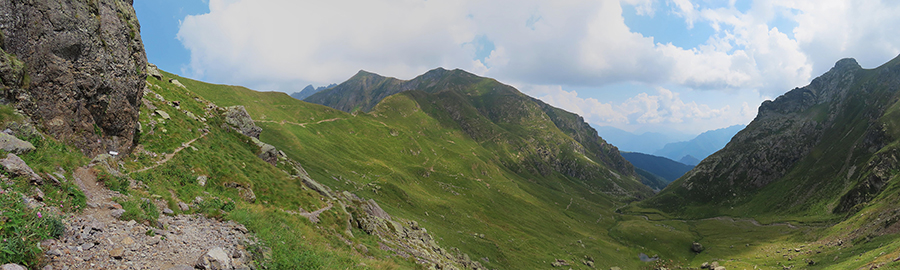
[522,85,758,133]
[176,0,900,132]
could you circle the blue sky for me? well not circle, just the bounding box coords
[133,0,900,135]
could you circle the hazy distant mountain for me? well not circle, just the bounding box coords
[678,155,701,166]
[593,125,693,153]
[290,84,336,100]
[622,152,694,183]
[653,125,745,162]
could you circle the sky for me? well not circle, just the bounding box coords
[134,0,900,135]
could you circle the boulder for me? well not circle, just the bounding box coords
[0,153,43,184]
[250,137,279,165]
[1,264,26,270]
[223,106,262,139]
[0,133,34,154]
[691,242,705,253]
[178,201,190,212]
[550,259,569,267]
[224,182,256,203]
[197,175,208,186]
[0,0,146,157]
[155,110,170,120]
[169,78,186,88]
[32,187,44,201]
[109,247,125,259]
[238,188,256,203]
[147,63,163,80]
[196,247,232,270]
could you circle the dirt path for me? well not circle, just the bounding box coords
[41,150,258,269]
[704,216,799,229]
[292,203,334,223]
[132,131,208,174]
[256,117,345,127]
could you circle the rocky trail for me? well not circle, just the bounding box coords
[39,162,259,270]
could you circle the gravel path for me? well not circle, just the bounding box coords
[41,165,258,270]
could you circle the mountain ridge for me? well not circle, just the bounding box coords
[643,55,900,220]
[305,67,644,193]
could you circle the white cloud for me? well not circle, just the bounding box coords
[178,0,900,92]
[175,0,900,132]
[522,85,759,134]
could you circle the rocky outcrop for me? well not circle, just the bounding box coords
[0,132,34,154]
[223,106,261,139]
[647,55,900,215]
[147,63,163,80]
[0,153,42,184]
[337,191,486,269]
[0,0,147,157]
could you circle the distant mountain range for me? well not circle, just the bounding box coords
[653,124,744,162]
[593,125,693,153]
[622,152,694,183]
[290,83,337,100]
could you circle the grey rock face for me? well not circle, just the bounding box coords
[0,153,42,184]
[0,0,147,157]
[0,133,34,154]
[223,106,261,139]
[656,57,899,210]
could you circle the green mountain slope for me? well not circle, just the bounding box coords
[306,68,646,197]
[166,65,900,269]
[643,55,900,223]
[180,69,668,269]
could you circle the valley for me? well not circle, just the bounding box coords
[0,1,899,269]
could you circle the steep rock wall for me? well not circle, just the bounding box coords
[0,0,146,156]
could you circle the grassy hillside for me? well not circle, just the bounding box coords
[178,71,662,269]
[169,66,900,269]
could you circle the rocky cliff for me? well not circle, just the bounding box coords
[0,0,146,156]
[644,55,900,216]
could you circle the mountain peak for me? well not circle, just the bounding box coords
[354,70,383,78]
[832,58,861,72]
